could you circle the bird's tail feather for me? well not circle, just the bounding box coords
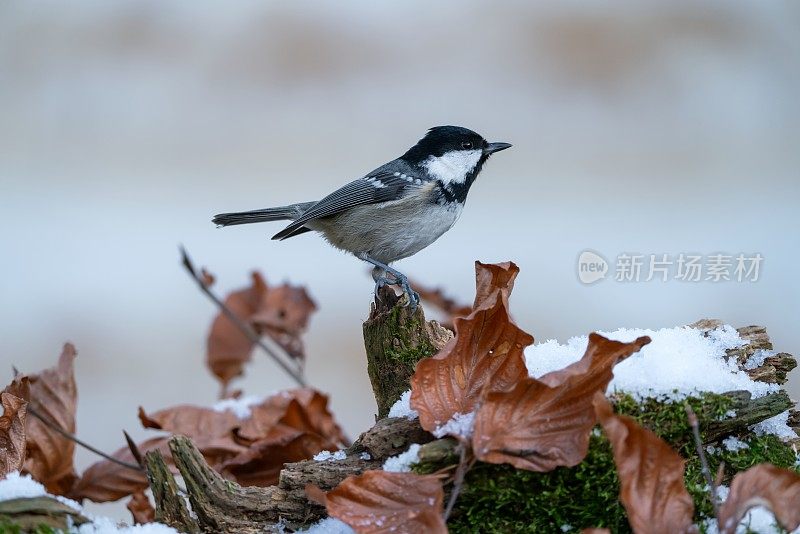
[212,204,310,227]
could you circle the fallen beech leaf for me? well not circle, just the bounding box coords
[69,437,170,502]
[138,405,240,440]
[325,471,447,534]
[0,389,28,475]
[127,490,155,524]
[236,388,347,448]
[206,273,317,390]
[473,334,650,471]
[594,394,695,534]
[220,432,327,487]
[138,405,247,467]
[473,261,520,305]
[581,529,611,534]
[717,464,800,534]
[411,262,533,433]
[23,344,79,495]
[3,375,30,401]
[206,272,268,389]
[251,282,317,360]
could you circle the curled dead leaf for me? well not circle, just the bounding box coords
[0,387,28,475]
[206,272,268,389]
[251,282,317,360]
[138,405,240,440]
[325,470,447,534]
[69,437,170,503]
[473,334,649,471]
[127,490,155,524]
[23,343,79,495]
[220,432,328,487]
[594,393,695,534]
[411,262,533,434]
[206,272,317,391]
[235,388,347,448]
[717,463,800,534]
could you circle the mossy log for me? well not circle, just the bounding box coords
[363,286,453,418]
[0,496,89,531]
[139,313,797,533]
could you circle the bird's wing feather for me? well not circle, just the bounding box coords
[272,170,425,240]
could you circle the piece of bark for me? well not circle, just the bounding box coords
[704,390,793,443]
[145,448,200,533]
[354,416,434,459]
[0,496,89,531]
[363,286,453,418]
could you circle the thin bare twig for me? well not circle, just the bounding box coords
[179,246,307,387]
[443,443,475,521]
[124,430,144,468]
[685,403,719,519]
[26,404,143,472]
[11,366,143,472]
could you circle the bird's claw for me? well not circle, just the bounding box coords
[372,274,419,312]
[395,275,419,312]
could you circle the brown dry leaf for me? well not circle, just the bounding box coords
[138,404,247,467]
[236,388,347,448]
[138,404,240,440]
[594,394,695,534]
[717,463,800,534]
[473,333,650,471]
[127,490,155,524]
[220,432,327,487]
[581,530,611,534]
[23,343,79,495]
[0,388,28,475]
[69,437,170,502]
[251,282,317,360]
[410,261,533,433]
[325,470,447,534]
[206,272,317,390]
[206,272,269,389]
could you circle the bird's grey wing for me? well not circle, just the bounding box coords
[271,171,420,240]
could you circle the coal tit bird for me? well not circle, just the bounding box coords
[213,125,511,308]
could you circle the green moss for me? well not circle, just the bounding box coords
[444,392,798,533]
[0,519,59,534]
[449,435,628,533]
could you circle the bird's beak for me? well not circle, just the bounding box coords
[484,142,512,155]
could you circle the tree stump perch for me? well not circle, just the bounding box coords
[363,286,453,418]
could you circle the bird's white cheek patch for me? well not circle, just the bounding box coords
[422,149,482,185]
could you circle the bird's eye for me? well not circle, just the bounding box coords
[461,141,473,149]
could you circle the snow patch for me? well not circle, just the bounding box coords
[212,394,268,419]
[388,390,418,420]
[722,436,749,452]
[750,410,798,440]
[298,517,355,533]
[744,349,775,370]
[525,325,779,402]
[313,450,347,462]
[0,471,178,533]
[433,412,475,439]
[382,444,422,473]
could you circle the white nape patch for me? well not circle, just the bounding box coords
[422,149,482,185]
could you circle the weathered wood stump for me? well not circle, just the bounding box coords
[363,286,453,418]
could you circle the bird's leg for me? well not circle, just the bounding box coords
[358,254,420,310]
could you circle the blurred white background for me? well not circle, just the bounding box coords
[1,0,798,519]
